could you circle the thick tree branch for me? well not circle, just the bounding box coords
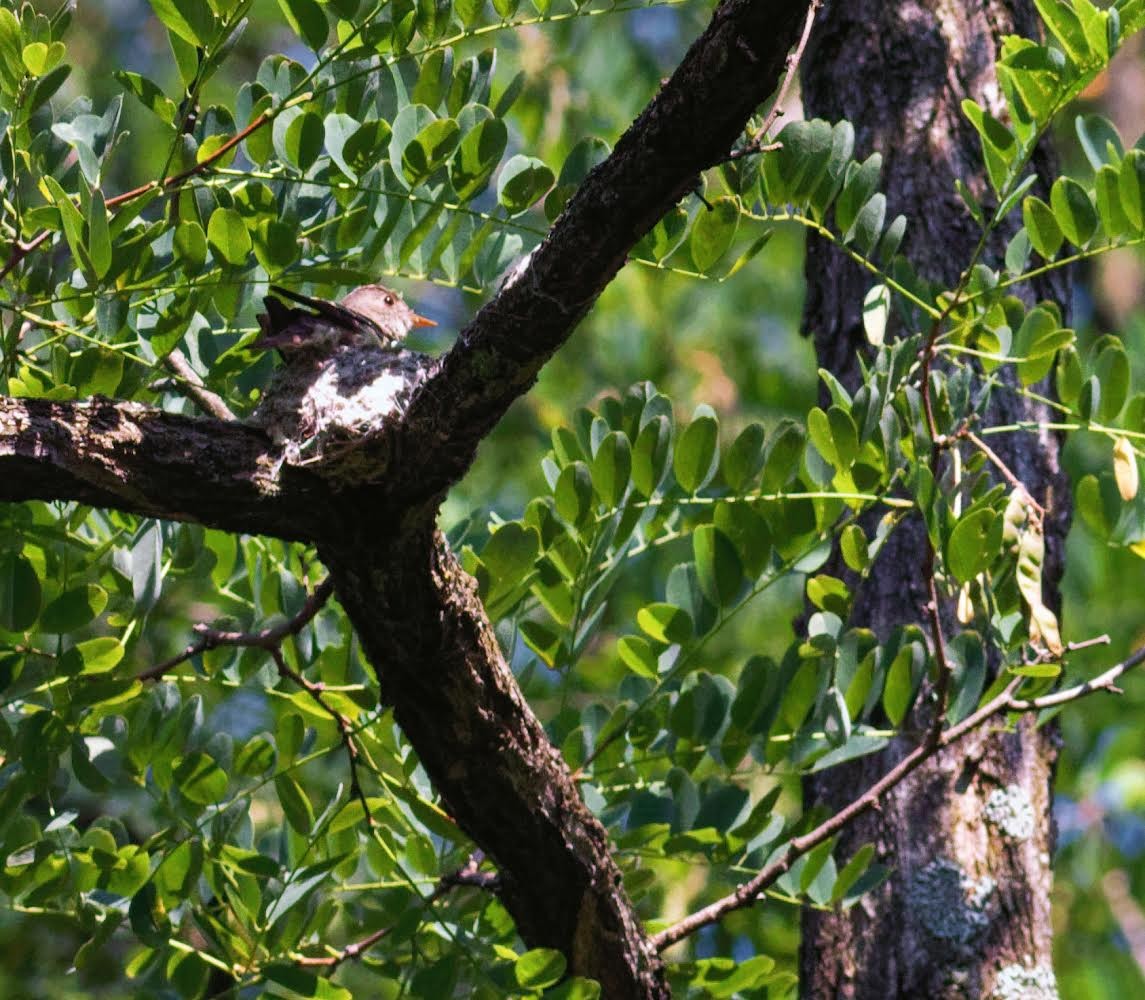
[397,0,811,500]
[0,396,330,539]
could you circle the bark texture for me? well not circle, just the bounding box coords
[799,2,1069,997]
[0,2,812,995]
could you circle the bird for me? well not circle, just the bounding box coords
[253,283,436,355]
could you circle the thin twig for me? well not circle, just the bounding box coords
[925,574,953,747]
[0,111,273,284]
[726,0,822,161]
[1008,642,1145,710]
[136,576,335,681]
[268,644,375,830]
[161,347,237,421]
[296,851,498,969]
[652,637,1145,949]
[962,428,1045,518]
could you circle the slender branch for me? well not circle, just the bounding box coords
[137,577,335,681]
[295,851,498,969]
[728,0,822,161]
[962,428,1045,517]
[161,347,237,421]
[925,573,953,747]
[652,678,1025,951]
[653,637,1145,949]
[0,111,274,283]
[268,644,375,831]
[1008,642,1145,710]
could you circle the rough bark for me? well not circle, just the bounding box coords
[0,2,812,995]
[799,2,1068,997]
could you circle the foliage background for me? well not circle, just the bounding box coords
[0,0,1143,996]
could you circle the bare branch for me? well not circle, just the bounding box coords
[296,851,498,970]
[161,348,237,421]
[655,637,1145,949]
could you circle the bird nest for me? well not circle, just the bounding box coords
[251,345,429,486]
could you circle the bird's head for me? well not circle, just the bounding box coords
[340,284,437,342]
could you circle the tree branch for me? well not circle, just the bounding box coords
[0,396,328,539]
[396,0,813,501]
[654,639,1145,949]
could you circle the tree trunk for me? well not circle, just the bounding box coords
[799,2,1070,996]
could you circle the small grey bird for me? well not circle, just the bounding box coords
[254,283,436,354]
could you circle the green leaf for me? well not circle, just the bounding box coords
[591,431,632,507]
[882,646,915,727]
[772,118,834,205]
[555,462,594,526]
[28,63,71,115]
[87,189,112,280]
[713,502,771,579]
[1095,163,1131,235]
[62,636,124,673]
[761,420,805,490]
[617,635,658,679]
[275,772,315,834]
[402,117,460,187]
[721,422,766,491]
[252,219,299,274]
[450,117,507,200]
[961,99,1016,195]
[22,41,64,77]
[1021,195,1063,259]
[482,522,540,585]
[0,554,40,631]
[40,585,107,632]
[545,136,610,220]
[1093,340,1130,421]
[147,0,214,47]
[173,220,207,273]
[1076,113,1124,170]
[693,525,743,607]
[497,154,554,215]
[690,196,739,272]
[827,405,858,470]
[632,415,671,497]
[1034,0,1094,63]
[207,208,251,267]
[515,948,567,989]
[636,206,688,262]
[844,192,886,254]
[636,603,693,644]
[263,965,350,1000]
[1049,176,1097,247]
[674,413,719,493]
[277,0,327,49]
[946,509,999,584]
[1076,473,1113,536]
[114,70,177,124]
[1118,149,1145,231]
[283,109,324,171]
[175,751,228,805]
[342,119,392,175]
[834,154,881,235]
[863,283,890,347]
[840,524,869,572]
[830,843,877,903]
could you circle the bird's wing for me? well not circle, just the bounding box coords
[268,285,389,342]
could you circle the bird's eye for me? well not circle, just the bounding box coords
[384,295,395,306]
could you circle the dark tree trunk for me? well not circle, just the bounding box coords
[799,2,1070,996]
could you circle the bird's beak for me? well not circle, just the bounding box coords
[412,313,437,328]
